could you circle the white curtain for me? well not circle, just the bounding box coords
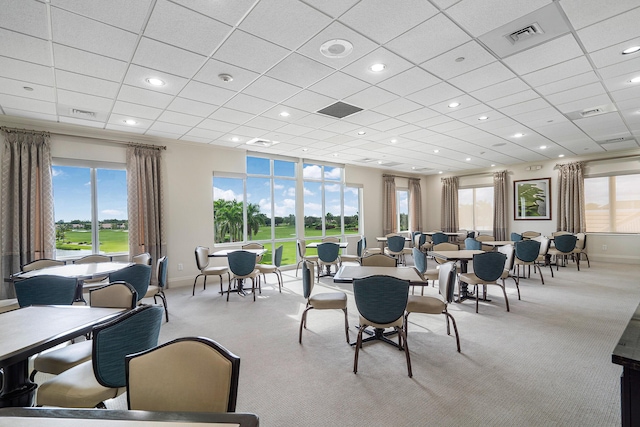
[440,177,459,233]
[408,178,422,231]
[1,127,55,298]
[383,176,396,235]
[493,171,508,240]
[557,162,585,233]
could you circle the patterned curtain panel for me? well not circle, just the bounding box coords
[557,162,585,233]
[382,176,396,235]
[440,176,459,233]
[1,128,55,299]
[127,146,166,282]
[408,178,422,232]
[493,171,508,240]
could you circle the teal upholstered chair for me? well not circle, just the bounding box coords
[21,259,65,272]
[431,232,448,245]
[353,275,412,377]
[548,234,578,270]
[384,234,407,265]
[464,238,482,250]
[14,275,77,307]
[572,233,590,268]
[412,247,438,294]
[362,236,381,256]
[316,242,341,278]
[227,250,260,301]
[37,304,163,408]
[510,232,523,242]
[257,245,284,292]
[340,238,364,264]
[514,239,543,286]
[109,264,152,302]
[459,252,509,313]
[141,256,169,321]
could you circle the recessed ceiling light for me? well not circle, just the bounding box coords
[433,149,439,153]
[455,57,465,62]
[279,111,290,117]
[145,78,165,86]
[478,116,488,121]
[369,63,386,72]
[622,46,640,55]
[513,133,525,138]
[465,158,471,161]
[411,166,417,170]
[390,139,397,143]
[320,39,353,58]
[630,76,640,83]
[438,171,443,174]
[23,86,34,91]
[558,154,565,158]
[448,102,460,108]
[357,131,366,135]
[302,148,308,152]
[491,164,496,167]
[231,137,239,142]
[332,153,339,157]
[124,119,137,125]
[540,145,547,149]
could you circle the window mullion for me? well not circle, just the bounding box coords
[90,168,99,254]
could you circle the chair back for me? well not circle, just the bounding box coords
[432,242,458,252]
[575,233,586,250]
[412,247,426,274]
[242,243,264,250]
[552,231,572,237]
[360,254,396,267]
[273,245,283,267]
[515,240,541,263]
[126,337,240,413]
[464,238,482,250]
[498,244,515,271]
[322,236,340,243]
[14,275,77,307]
[355,238,364,257]
[132,252,152,265]
[510,232,523,242]
[21,259,64,272]
[73,254,112,264]
[353,275,409,325]
[522,231,541,238]
[538,237,550,255]
[90,282,137,309]
[227,250,257,276]
[475,235,495,242]
[194,246,210,271]
[472,252,506,282]
[92,304,163,388]
[415,233,427,248]
[437,262,457,303]
[301,260,315,299]
[156,256,168,289]
[317,242,340,263]
[554,234,577,253]
[297,240,306,257]
[108,264,152,302]
[466,231,476,238]
[386,235,406,254]
[431,232,448,245]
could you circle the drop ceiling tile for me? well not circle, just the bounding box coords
[377,67,441,97]
[574,112,629,140]
[503,34,584,75]
[208,107,254,124]
[157,110,203,127]
[597,56,640,81]
[145,129,184,139]
[132,37,207,78]
[106,123,148,134]
[576,6,640,53]
[112,101,162,120]
[224,94,276,116]
[266,53,334,89]
[194,60,258,92]
[213,30,291,74]
[148,121,192,135]
[308,72,370,100]
[302,0,360,18]
[144,0,232,56]
[57,89,113,112]
[554,93,612,114]
[240,0,331,50]
[242,76,301,103]
[117,85,175,109]
[536,71,600,96]
[446,0,551,37]
[388,124,422,136]
[0,77,54,101]
[449,62,516,92]
[498,97,550,117]
[589,37,640,69]
[511,108,567,128]
[386,13,470,64]
[283,90,334,113]
[339,0,438,44]
[416,114,455,129]
[610,85,640,103]
[369,118,406,132]
[407,82,464,107]
[57,115,105,128]
[0,57,53,87]
[51,8,137,62]
[446,103,495,120]
[428,120,469,134]
[1,0,49,39]
[53,44,127,82]
[244,116,287,132]
[108,113,153,129]
[421,41,496,80]
[167,97,217,118]
[262,105,310,123]
[169,0,255,26]
[371,98,422,117]
[303,129,339,141]
[183,127,224,140]
[469,78,530,102]
[342,110,388,126]
[232,125,271,138]
[341,48,414,85]
[0,94,56,115]
[430,94,480,114]
[55,70,120,99]
[396,107,440,123]
[198,118,239,133]
[344,86,398,110]
[321,120,361,134]
[457,110,506,125]
[180,134,214,144]
[487,90,540,109]
[52,0,152,32]
[401,128,438,141]
[520,56,593,87]
[0,29,51,66]
[180,80,236,105]
[545,82,607,105]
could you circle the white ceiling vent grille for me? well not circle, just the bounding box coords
[69,108,96,118]
[246,138,279,147]
[506,23,544,44]
[566,104,617,120]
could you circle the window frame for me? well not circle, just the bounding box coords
[458,185,494,234]
[584,171,640,234]
[396,188,409,232]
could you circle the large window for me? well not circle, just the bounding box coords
[52,162,128,259]
[396,189,409,232]
[585,173,640,233]
[459,186,494,233]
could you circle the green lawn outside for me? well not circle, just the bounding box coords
[56,229,128,253]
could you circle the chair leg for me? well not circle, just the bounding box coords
[501,284,510,312]
[354,326,367,374]
[475,285,479,313]
[219,275,223,293]
[203,276,207,291]
[537,263,544,285]
[299,306,313,343]
[585,253,590,268]
[192,273,202,296]
[342,308,350,343]
[444,310,461,352]
[252,278,256,301]
[159,291,168,322]
[398,326,412,378]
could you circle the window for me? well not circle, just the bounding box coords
[213,176,245,243]
[396,189,409,232]
[458,186,494,233]
[52,163,128,259]
[343,186,361,235]
[585,173,640,233]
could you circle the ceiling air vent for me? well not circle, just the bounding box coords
[597,137,626,145]
[565,104,617,121]
[506,23,544,44]
[69,108,96,118]
[246,138,279,147]
[317,101,363,119]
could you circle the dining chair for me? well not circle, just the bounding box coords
[36,304,163,408]
[522,231,541,239]
[514,239,543,286]
[412,247,438,293]
[360,253,397,267]
[340,237,364,265]
[548,234,579,270]
[29,282,138,382]
[132,252,152,265]
[141,256,169,321]
[534,236,554,278]
[242,242,264,263]
[573,233,590,268]
[510,232,523,242]
[295,239,319,277]
[14,275,77,307]
[74,254,113,286]
[362,236,381,256]
[497,244,519,300]
[458,252,509,313]
[464,237,482,250]
[384,234,407,265]
[476,234,496,251]
[431,242,459,265]
[353,275,412,377]
[316,242,341,279]
[108,264,152,303]
[226,250,260,301]
[321,236,340,243]
[126,337,240,413]
[256,245,283,292]
[431,232,448,245]
[404,261,460,352]
[298,261,349,344]
[21,259,65,272]
[193,246,230,296]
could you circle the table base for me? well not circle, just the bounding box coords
[351,328,401,349]
[0,361,36,408]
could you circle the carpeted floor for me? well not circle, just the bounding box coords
[34,259,640,426]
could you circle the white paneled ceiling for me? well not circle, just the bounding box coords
[1,0,640,174]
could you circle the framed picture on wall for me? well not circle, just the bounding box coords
[514,178,551,220]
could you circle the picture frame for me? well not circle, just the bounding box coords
[514,178,551,220]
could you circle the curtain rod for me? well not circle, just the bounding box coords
[556,153,640,168]
[1,126,50,137]
[452,171,495,178]
[382,174,421,180]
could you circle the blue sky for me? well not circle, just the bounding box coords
[52,166,127,222]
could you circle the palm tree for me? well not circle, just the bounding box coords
[246,203,264,240]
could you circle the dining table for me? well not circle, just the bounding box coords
[427,249,484,301]
[209,248,267,296]
[481,240,515,249]
[0,407,259,426]
[10,262,132,303]
[0,305,125,408]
